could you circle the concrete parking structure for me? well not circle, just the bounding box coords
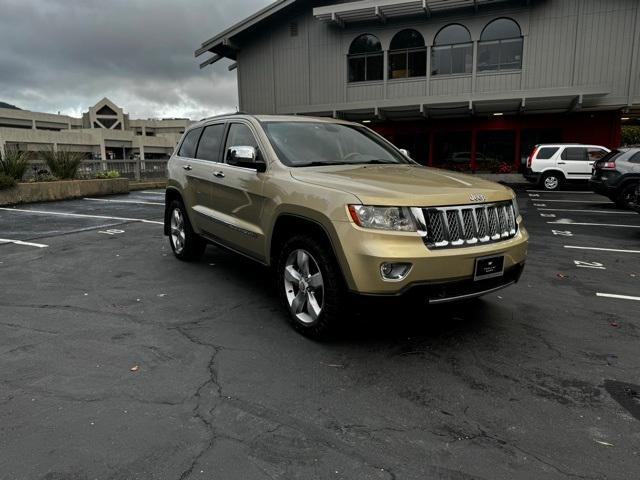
[0,187,639,479]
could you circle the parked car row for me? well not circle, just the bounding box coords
[523,143,640,211]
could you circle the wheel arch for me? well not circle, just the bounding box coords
[164,187,183,236]
[268,213,356,290]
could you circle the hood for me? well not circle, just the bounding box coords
[290,164,514,207]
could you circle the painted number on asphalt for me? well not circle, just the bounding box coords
[529,194,540,197]
[99,229,125,235]
[574,260,606,270]
[552,230,573,237]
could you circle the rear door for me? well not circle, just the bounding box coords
[173,127,208,229]
[189,122,227,236]
[205,121,268,260]
[559,147,590,179]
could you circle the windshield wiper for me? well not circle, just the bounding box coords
[354,159,398,165]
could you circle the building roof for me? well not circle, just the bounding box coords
[195,0,299,66]
[195,0,515,68]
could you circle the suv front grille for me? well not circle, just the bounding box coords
[414,201,518,249]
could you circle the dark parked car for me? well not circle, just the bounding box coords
[631,183,640,214]
[589,147,640,208]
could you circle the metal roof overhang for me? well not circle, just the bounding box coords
[289,89,612,121]
[313,0,512,25]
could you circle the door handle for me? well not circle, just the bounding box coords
[183,165,192,171]
[557,161,566,165]
[213,171,225,178]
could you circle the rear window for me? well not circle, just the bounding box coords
[178,127,202,158]
[595,150,624,165]
[561,147,587,161]
[629,151,640,164]
[535,147,559,160]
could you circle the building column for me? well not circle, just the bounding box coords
[32,119,37,130]
[470,126,478,172]
[100,142,107,171]
[514,126,522,172]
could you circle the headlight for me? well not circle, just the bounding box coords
[348,205,417,232]
[512,198,520,219]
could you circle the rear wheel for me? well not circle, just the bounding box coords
[540,172,562,191]
[168,200,206,261]
[615,183,638,210]
[277,234,346,339]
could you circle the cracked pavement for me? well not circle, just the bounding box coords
[0,188,639,479]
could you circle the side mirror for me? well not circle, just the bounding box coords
[399,148,411,158]
[227,146,266,172]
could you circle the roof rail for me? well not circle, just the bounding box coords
[198,111,249,122]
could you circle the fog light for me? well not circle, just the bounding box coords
[380,262,412,281]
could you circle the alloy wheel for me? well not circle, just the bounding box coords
[284,249,324,324]
[544,176,559,190]
[170,208,186,254]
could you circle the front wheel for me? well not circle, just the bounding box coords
[168,200,206,261]
[277,235,346,339]
[540,172,562,191]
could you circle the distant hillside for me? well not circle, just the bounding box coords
[0,102,20,110]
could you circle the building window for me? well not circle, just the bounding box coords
[478,18,523,72]
[388,29,426,79]
[431,24,473,76]
[348,34,383,83]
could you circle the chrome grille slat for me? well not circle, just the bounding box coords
[420,201,518,249]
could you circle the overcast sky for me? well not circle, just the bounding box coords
[0,0,271,120]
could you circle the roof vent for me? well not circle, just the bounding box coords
[289,21,298,37]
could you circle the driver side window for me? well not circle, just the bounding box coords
[225,123,259,163]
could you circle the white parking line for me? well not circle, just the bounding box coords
[0,207,163,225]
[548,221,640,229]
[539,208,636,215]
[84,197,164,206]
[565,245,640,254]
[139,191,165,195]
[0,238,49,248]
[534,199,614,204]
[526,190,599,194]
[596,293,640,302]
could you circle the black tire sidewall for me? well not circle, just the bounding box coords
[616,184,637,209]
[277,234,345,339]
[168,200,205,261]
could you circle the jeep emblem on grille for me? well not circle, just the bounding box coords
[469,193,486,202]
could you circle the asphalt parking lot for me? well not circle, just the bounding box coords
[1,186,639,480]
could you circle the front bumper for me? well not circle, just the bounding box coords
[333,220,529,296]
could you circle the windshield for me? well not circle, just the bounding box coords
[262,121,413,167]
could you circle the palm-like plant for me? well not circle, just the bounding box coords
[0,146,29,180]
[41,148,84,180]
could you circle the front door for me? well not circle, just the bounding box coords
[206,121,268,260]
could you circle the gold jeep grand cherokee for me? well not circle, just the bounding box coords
[164,115,528,338]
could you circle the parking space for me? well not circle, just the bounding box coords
[1,188,639,479]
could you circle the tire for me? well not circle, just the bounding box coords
[168,199,206,261]
[615,183,638,210]
[276,234,346,339]
[540,172,563,191]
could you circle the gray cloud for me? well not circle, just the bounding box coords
[0,0,271,119]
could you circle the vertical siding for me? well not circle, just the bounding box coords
[574,0,638,100]
[476,73,522,93]
[235,0,639,112]
[429,77,472,96]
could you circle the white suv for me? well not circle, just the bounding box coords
[523,144,610,190]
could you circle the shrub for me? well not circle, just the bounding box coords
[41,149,84,180]
[0,147,29,180]
[621,125,640,146]
[94,170,121,179]
[0,174,16,190]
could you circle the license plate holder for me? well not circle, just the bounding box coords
[474,255,505,281]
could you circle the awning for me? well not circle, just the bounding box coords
[314,0,511,25]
